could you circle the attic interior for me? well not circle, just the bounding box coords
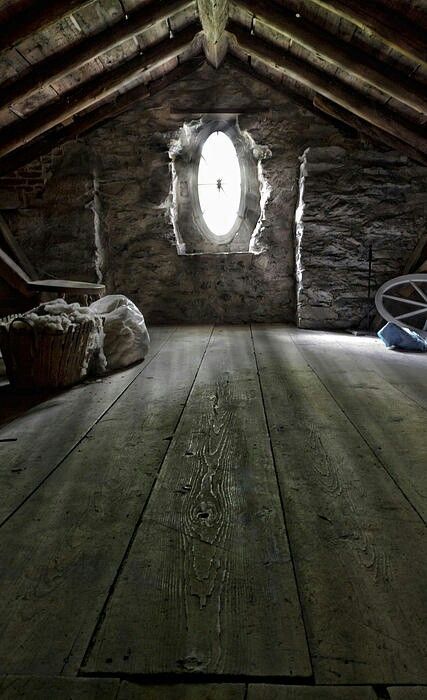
[0,0,426,698]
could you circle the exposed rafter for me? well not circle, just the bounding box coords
[307,0,427,67]
[0,57,205,175]
[228,21,427,155]
[233,0,427,115]
[0,24,201,159]
[0,0,94,52]
[226,54,355,134]
[314,96,427,165]
[0,0,195,112]
[198,0,229,67]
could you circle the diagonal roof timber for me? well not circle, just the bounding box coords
[0,23,201,159]
[0,0,95,53]
[226,53,355,134]
[0,0,196,113]
[307,0,427,67]
[0,57,205,176]
[314,95,427,165]
[229,22,427,156]
[233,0,427,114]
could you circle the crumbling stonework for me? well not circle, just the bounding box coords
[1,61,426,327]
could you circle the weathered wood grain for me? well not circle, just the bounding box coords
[0,675,119,699]
[118,682,246,699]
[247,685,377,699]
[83,326,311,678]
[0,326,175,524]
[388,688,427,699]
[290,330,427,522]
[252,325,427,685]
[198,0,229,67]
[0,326,212,675]
[229,23,427,155]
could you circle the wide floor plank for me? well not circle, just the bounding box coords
[0,676,119,699]
[388,688,427,699]
[118,682,246,699]
[0,326,176,524]
[291,329,427,521]
[247,685,376,699]
[83,326,311,678]
[252,325,427,685]
[0,326,212,676]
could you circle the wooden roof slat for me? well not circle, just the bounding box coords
[314,95,427,165]
[0,0,195,112]
[229,21,427,155]
[307,0,427,67]
[0,23,201,159]
[0,0,96,53]
[233,0,427,114]
[0,56,205,175]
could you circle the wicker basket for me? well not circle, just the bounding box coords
[0,317,92,390]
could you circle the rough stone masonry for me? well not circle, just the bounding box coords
[1,62,426,327]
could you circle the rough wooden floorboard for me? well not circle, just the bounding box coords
[290,329,427,522]
[293,330,427,410]
[118,682,246,698]
[83,326,311,678]
[388,688,427,698]
[0,675,119,699]
[0,326,176,524]
[247,685,377,699]
[251,325,427,685]
[0,326,213,676]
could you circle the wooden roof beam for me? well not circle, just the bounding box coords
[0,57,205,175]
[228,21,427,155]
[233,0,427,114]
[0,0,195,112]
[314,96,427,165]
[0,0,95,52]
[307,0,427,67]
[0,23,201,160]
[197,0,229,67]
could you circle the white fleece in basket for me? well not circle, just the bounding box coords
[90,295,150,371]
[5,299,107,377]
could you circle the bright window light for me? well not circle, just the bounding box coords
[197,130,241,238]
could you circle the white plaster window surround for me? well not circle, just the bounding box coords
[170,117,270,255]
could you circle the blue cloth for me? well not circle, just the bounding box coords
[378,322,427,352]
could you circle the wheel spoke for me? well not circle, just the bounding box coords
[384,294,427,308]
[410,281,427,303]
[395,307,427,321]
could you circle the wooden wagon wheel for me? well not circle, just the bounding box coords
[375,274,427,333]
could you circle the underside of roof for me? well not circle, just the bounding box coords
[0,0,426,173]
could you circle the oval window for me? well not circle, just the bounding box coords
[197,130,241,239]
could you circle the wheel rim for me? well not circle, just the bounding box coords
[375,274,427,333]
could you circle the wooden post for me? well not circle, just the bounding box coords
[197,0,229,67]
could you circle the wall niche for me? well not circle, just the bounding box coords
[169,116,271,255]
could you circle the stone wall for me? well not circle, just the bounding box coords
[296,146,427,329]
[1,60,426,327]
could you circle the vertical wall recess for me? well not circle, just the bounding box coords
[295,145,427,329]
[92,167,104,285]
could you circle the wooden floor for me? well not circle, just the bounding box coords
[0,325,425,699]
